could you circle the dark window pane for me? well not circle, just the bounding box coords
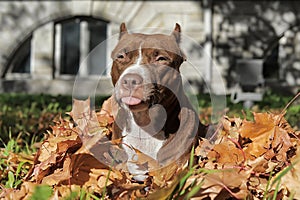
[12,37,31,73]
[88,20,107,75]
[57,17,107,76]
[60,19,80,75]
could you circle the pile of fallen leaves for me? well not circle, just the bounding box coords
[1,97,300,199]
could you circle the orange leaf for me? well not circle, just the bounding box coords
[208,140,245,166]
[239,113,278,158]
[240,112,277,139]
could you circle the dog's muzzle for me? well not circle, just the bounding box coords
[114,64,157,110]
[119,73,144,105]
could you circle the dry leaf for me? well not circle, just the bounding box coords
[42,156,71,185]
[207,139,245,167]
[4,95,299,200]
[278,148,300,199]
[239,113,277,158]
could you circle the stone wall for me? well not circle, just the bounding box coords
[213,0,300,92]
[0,1,206,95]
[1,0,299,95]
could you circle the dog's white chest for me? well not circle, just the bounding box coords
[121,113,165,180]
[122,117,165,160]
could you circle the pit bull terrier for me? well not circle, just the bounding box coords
[109,23,207,181]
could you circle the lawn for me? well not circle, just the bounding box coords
[0,91,299,199]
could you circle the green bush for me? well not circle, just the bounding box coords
[226,90,300,127]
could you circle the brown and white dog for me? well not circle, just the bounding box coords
[109,23,207,181]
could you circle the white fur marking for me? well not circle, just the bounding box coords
[136,44,142,65]
[122,111,165,180]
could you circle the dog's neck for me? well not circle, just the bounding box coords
[121,106,166,158]
[130,109,151,127]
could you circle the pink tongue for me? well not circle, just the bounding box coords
[121,97,142,106]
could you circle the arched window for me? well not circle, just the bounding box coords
[11,37,31,73]
[54,16,108,77]
[4,16,108,79]
[3,35,32,79]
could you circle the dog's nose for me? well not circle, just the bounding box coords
[121,73,143,89]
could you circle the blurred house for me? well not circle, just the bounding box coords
[0,0,299,95]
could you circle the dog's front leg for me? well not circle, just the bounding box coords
[157,107,199,166]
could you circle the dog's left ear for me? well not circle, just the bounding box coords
[172,23,181,44]
[172,23,186,62]
[119,22,128,40]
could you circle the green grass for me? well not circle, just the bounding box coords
[0,134,32,189]
[0,91,298,152]
[29,185,53,200]
[0,93,71,146]
[0,93,109,147]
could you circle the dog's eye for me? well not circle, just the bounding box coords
[117,53,125,59]
[156,56,167,61]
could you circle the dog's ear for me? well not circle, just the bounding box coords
[172,23,186,64]
[172,23,181,44]
[119,22,128,40]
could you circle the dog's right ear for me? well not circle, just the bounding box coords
[172,23,181,44]
[119,23,128,40]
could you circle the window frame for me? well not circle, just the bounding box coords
[53,16,110,80]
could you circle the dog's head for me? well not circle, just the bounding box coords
[111,23,186,112]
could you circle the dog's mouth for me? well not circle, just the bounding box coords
[115,73,160,112]
[119,95,150,111]
[121,96,142,106]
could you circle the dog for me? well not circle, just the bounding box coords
[108,23,207,181]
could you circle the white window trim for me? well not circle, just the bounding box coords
[105,22,112,77]
[5,73,32,80]
[54,23,62,79]
[79,21,89,77]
